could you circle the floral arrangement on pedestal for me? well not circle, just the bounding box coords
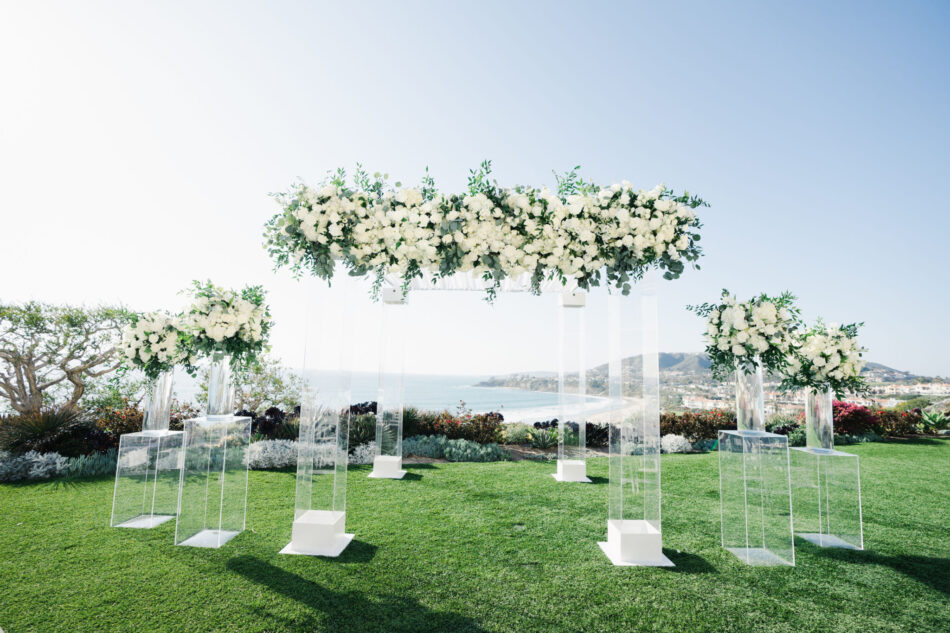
[780,321,868,397]
[180,280,272,368]
[264,161,707,300]
[688,289,801,379]
[119,312,191,380]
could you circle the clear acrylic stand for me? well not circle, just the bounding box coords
[719,429,795,565]
[111,430,183,528]
[174,415,251,548]
[553,289,591,483]
[599,272,673,566]
[790,388,863,549]
[111,371,183,529]
[281,276,354,556]
[370,285,407,479]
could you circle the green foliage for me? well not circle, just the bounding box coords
[660,409,737,441]
[348,413,377,449]
[921,410,949,431]
[64,448,118,478]
[407,408,504,444]
[198,356,302,415]
[894,397,933,412]
[0,408,101,457]
[443,438,509,462]
[530,426,558,449]
[502,423,534,445]
[402,434,448,459]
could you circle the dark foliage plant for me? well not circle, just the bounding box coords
[530,420,608,448]
[0,408,107,457]
[660,409,737,441]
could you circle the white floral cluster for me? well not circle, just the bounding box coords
[267,176,704,297]
[184,287,266,345]
[704,293,797,361]
[119,312,187,379]
[784,323,867,394]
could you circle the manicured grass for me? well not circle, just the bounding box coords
[1,440,948,633]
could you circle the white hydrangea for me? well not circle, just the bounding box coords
[786,323,866,389]
[119,311,187,377]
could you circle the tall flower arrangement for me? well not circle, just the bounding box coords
[781,321,868,397]
[688,290,801,379]
[181,281,272,368]
[119,312,190,380]
[264,162,707,300]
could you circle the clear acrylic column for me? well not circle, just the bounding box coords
[111,371,184,528]
[553,288,591,482]
[282,277,354,556]
[174,377,251,548]
[790,388,863,549]
[719,367,795,565]
[370,285,407,479]
[599,272,673,566]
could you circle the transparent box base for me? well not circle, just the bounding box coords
[177,529,241,548]
[598,519,674,567]
[725,547,794,566]
[114,514,176,529]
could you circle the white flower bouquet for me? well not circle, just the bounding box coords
[181,281,271,368]
[119,312,189,380]
[689,290,801,380]
[782,322,868,397]
[264,162,707,300]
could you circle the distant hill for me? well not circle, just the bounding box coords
[475,353,920,395]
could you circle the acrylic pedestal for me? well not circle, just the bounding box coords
[111,430,183,528]
[174,416,251,548]
[552,459,591,483]
[791,447,863,550]
[598,520,674,566]
[280,510,355,557]
[718,430,795,566]
[369,455,407,479]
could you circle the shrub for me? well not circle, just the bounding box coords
[893,396,933,411]
[530,427,558,449]
[660,409,736,441]
[502,423,534,445]
[832,401,877,436]
[873,409,921,437]
[0,408,105,457]
[349,441,376,465]
[0,450,68,481]
[661,434,693,453]
[444,439,509,462]
[530,420,608,447]
[410,409,504,444]
[403,434,448,458]
[247,439,298,469]
[766,415,799,436]
[64,449,118,478]
[348,413,377,450]
[93,405,144,440]
[169,400,202,431]
[787,427,805,447]
[921,410,949,431]
[349,401,377,416]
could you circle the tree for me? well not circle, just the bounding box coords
[198,355,303,415]
[0,302,130,415]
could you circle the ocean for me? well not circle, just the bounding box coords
[174,371,607,423]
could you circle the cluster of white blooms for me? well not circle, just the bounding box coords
[184,286,267,345]
[784,323,867,393]
[119,312,186,378]
[704,293,797,361]
[267,176,703,297]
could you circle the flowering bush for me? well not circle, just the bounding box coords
[181,281,271,369]
[782,322,868,397]
[264,162,707,300]
[118,312,190,379]
[661,434,693,454]
[829,401,877,436]
[872,409,921,437]
[406,409,504,444]
[660,409,736,441]
[689,290,800,380]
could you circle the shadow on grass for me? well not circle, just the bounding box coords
[808,543,950,596]
[664,549,718,574]
[587,476,609,485]
[883,436,949,447]
[404,463,438,470]
[227,555,488,633]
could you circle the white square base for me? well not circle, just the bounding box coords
[114,514,175,529]
[177,529,241,548]
[280,534,354,557]
[797,533,863,550]
[552,459,591,483]
[725,547,794,566]
[368,455,407,479]
[598,519,673,566]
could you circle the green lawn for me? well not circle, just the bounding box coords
[1,440,948,633]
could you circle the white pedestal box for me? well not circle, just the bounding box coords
[791,447,863,550]
[598,519,674,566]
[111,430,183,528]
[369,455,407,479]
[174,416,251,548]
[719,430,795,566]
[552,459,591,482]
[602,279,674,567]
[280,510,354,557]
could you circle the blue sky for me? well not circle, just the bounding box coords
[1,1,948,376]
